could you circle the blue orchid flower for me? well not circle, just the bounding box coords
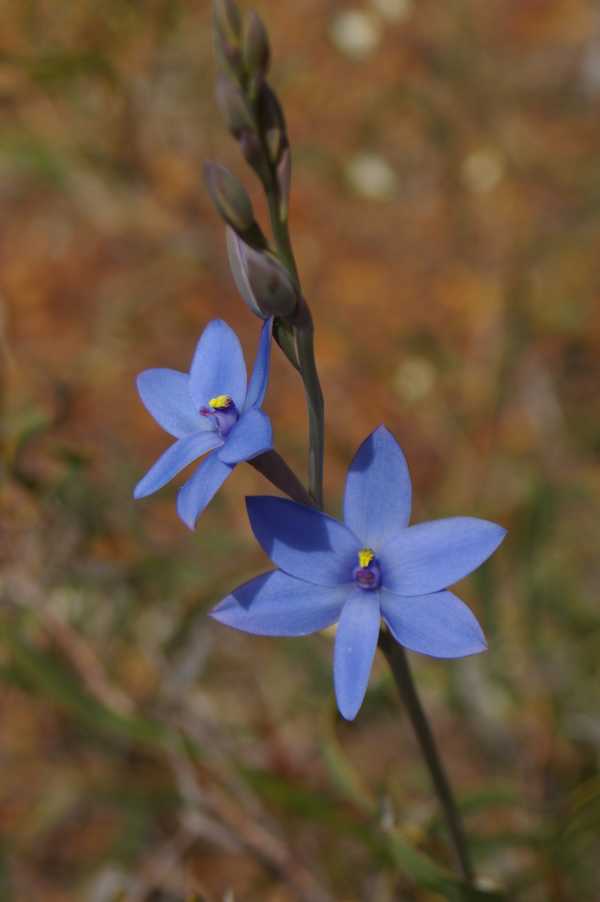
[210,426,507,720]
[134,318,273,529]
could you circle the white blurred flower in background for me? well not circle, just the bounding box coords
[345,152,397,200]
[461,148,504,194]
[394,356,437,403]
[330,9,382,60]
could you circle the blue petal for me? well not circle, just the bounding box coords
[334,589,381,721]
[379,517,507,596]
[343,426,412,548]
[218,409,272,464]
[210,570,347,636]
[188,320,247,411]
[380,588,486,658]
[136,369,205,438]
[244,317,273,411]
[176,450,233,529]
[134,432,222,499]
[246,496,361,588]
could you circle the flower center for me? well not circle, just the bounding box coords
[200,394,239,437]
[353,547,381,591]
[208,394,233,410]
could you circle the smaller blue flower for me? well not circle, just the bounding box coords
[134,318,273,529]
[210,426,507,720]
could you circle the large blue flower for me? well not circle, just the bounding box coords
[134,318,272,529]
[210,426,507,720]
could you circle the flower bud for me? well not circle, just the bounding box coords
[239,129,262,168]
[227,228,298,319]
[213,0,241,44]
[265,127,283,163]
[215,74,255,139]
[212,0,244,77]
[203,162,254,234]
[239,130,271,184]
[257,83,287,164]
[277,148,292,219]
[242,11,270,81]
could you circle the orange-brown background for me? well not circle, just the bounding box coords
[2,1,600,899]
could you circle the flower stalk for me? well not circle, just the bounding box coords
[206,1,498,891]
[379,628,475,886]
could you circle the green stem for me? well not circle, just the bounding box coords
[266,186,325,507]
[267,191,298,280]
[378,629,476,886]
[294,313,324,507]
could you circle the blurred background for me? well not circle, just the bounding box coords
[2,0,600,899]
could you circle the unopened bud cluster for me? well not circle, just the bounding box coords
[206,0,298,322]
[212,0,288,173]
